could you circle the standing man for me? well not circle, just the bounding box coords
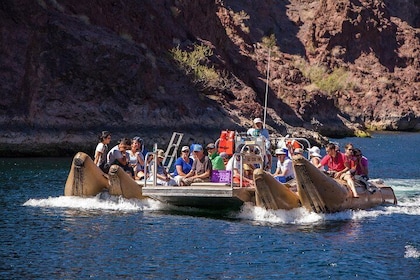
[250,117,271,171]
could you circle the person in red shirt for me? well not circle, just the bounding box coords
[318,143,359,197]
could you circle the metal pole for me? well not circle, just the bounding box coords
[263,48,271,129]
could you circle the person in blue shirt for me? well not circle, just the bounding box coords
[173,146,194,185]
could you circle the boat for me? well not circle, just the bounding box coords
[64,133,397,214]
[291,154,397,213]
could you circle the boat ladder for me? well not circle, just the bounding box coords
[163,132,184,170]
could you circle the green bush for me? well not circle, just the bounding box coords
[170,44,220,88]
[297,61,351,94]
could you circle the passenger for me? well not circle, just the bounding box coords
[343,143,355,169]
[181,145,212,186]
[189,143,200,159]
[137,137,153,166]
[219,152,230,167]
[249,117,271,170]
[107,138,134,177]
[307,146,324,170]
[128,137,147,180]
[318,143,359,197]
[93,131,111,173]
[147,149,176,186]
[172,146,194,186]
[226,153,253,187]
[206,143,225,170]
[353,148,369,179]
[272,148,294,183]
[136,137,145,156]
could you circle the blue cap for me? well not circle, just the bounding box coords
[193,145,203,152]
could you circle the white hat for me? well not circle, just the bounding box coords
[157,149,165,158]
[253,117,263,124]
[181,146,190,152]
[275,148,286,155]
[308,146,321,158]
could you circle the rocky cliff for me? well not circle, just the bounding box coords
[0,0,419,156]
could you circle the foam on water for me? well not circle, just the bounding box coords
[23,194,164,212]
[236,178,420,225]
[404,245,420,259]
[23,178,420,224]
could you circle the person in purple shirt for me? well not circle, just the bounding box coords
[353,148,369,179]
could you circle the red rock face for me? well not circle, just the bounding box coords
[0,0,418,155]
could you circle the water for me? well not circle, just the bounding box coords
[1,132,419,279]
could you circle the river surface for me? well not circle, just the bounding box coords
[1,132,419,279]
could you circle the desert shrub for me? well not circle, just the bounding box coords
[315,67,349,93]
[170,44,220,88]
[296,60,352,94]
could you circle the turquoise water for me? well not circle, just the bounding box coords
[1,132,419,279]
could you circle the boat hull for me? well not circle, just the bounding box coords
[65,152,109,196]
[142,183,255,210]
[64,152,145,199]
[253,168,300,210]
[293,155,397,213]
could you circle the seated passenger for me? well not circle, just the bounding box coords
[272,148,294,183]
[147,149,176,186]
[226,154,253,187]
[172,146,194,186]
[128,137,147,180]
[353,148,369,179]
[107,138,134,177]
[206,143,225,170]
[318,143,359,197]
[307,146,324,170]
[219,152,230,168]
[181,145,212,186]
[94,131,111,173]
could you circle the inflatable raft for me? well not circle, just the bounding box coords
[253,155,397,213]
[253,168,300,210]
[292,155,397,213]
[64,152,145,199]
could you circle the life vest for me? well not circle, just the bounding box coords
[286,139,303,150]
[218,130,235,156]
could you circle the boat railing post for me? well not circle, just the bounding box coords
[143,153,150,189]
[239,153,244,188]
[143,145,158,188]
[152,143,157,185]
